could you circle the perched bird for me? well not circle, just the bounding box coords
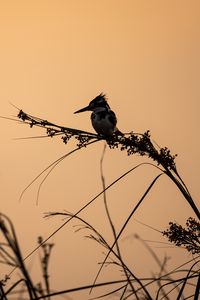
[74,93,123,137]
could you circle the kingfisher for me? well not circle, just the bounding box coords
[74,93,123,137]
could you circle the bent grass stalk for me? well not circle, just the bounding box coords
[0,108,199,299]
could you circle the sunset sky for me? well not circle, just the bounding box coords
[0,1,199,298]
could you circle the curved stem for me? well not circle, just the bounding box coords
[164,169,200,219]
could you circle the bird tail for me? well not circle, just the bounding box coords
[114,127,124,136]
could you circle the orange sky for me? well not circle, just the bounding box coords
[0,1,200,298]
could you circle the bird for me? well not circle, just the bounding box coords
[74,93,123,137]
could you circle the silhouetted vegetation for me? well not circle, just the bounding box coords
[0,109,199,299]
[163,218,200,255]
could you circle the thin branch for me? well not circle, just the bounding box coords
[90,173,164,298]
[100,144,139,299]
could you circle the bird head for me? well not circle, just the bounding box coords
[74,93,109,113]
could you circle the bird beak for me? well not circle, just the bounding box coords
[74,105,91,114]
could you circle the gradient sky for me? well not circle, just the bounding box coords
[0,1,200,298]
